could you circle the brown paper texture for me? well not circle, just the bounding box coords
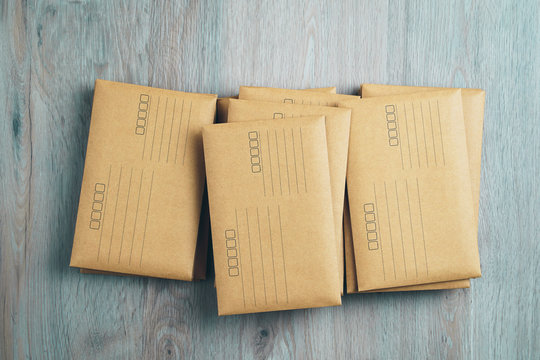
[79,188,210,280]
[361,84,485,225]
[217,87,337,124]
[216,97,235,124]
[227,99,351,290]
[70,79,216,280]
[311,86,337,93]
[344,193,470,293]
[339,90,481,291]
[203,116,341,315]
[239,86,358,107]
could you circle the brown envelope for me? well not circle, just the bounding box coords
[203,116,341,315]
[227,99,351,290]
[70,79,216,280]
[339,90,481,291]
[216,87,337,124]
[343,84,485,292]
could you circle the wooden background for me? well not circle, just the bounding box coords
[1,0,538,359]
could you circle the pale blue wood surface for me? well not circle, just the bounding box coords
[1,1,538,359]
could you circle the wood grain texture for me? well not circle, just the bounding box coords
[0,0,538,359]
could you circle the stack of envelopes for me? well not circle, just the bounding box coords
[70,80,484,315]
[340,86,483,292]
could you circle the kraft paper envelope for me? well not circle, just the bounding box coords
[338,89,481,291]
[227,99,351,290]
[239,86,358,107]
[342,84,485,292]
[203,116,341,315]
[217,87,336,124]
[70,79,216,280]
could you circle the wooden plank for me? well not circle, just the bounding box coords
[21,1,153,358]
[0,1,33,359]
[468,1,540,359]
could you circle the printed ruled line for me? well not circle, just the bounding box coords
[395,180,407,279]
[150,97,161,161]
[420,103,429,168]
[266,130,275,196]
[436,100,446,165]
[373,183,386,281]
[245,208,257,306]
[118,167,134,263]
[299,127,307,193]
[275,130,283,196]
[384,182,397,280]
[158,98,169,162]
[405,179,419,278]
[396,107,404,170]
[283,129,291,195]
[429,102,438,167]
[166,98,177,163]
[182,101,193,165]
[97,165,112,261]
[416,178,429,275]
[235,209,246,308]
[174,100,185,164]
[129,169,144,265]
[291,128,299,193]
[139,170,154,267]
[277,205,289,303]
[260,131,267,197]
[256,208,268,304]
[404,104,413,169]
[141,97,153,160]
[107,166,123,263]
[412,102,421,168]
[267,206,278,304]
